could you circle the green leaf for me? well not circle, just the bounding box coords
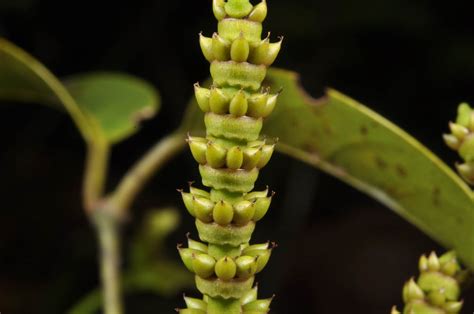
[65,73,159,144]
[0,38,160,145]
[182,68,474,269]
[0,37,96,141]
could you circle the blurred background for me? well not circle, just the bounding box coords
[0,0,473,313]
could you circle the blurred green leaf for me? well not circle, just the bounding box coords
[0,37,96,141]
[182,68,474,269]
[0,38,160,145]
[65,73,159,144]
[129,208,181,269]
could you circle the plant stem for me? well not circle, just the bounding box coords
[207,297,241,314]
[109,131,186,218]
[94,211,123,314]
[83,131,186,314]
[84,138,110,213]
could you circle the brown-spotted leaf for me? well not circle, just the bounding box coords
[182,68,474,269]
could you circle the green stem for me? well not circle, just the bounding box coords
[208,243,241,259]
[93,131,185,313]
[82,131,186,314]
[83,138,110,213]
[94,212,123,314]
[109,131,186,218]
[207,297,241,314]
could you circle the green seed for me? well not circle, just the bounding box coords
[240,286,258,305]
[242,298,273,312]
[212,33,231,61]
[242,242,270,253]
[244,188,269,200]
[449,122,469,140]
[428,252,440,271]
[193,196,215,223]
[199,33,214,62]
[233,200,255,225]
[442,260,459,276]
[229,90,248,117]
[209,87,229,114]
[226,146,244,170]
[419,254,428,272]
[215,256,237,280]
[181,192,195,217]
[244,249,271,273]
[253,196,272,221]
[264,39,283,66]
[212,0,226,21]
[456,163,474,184]
[247,92,268,118]
[190,186,210,198]
[188,237,208,253]
[194,84,210,112]
[184,296,208,311]
[249,37,282,66]
[188,138,207,165]
[459,135,474,162]
[257,144,274,168]
[242,147,262,170]
[428,290,446,307]
[262,93,278,117]
[231,34,250,62]
[236,255,258,278]
[206,142,227,168]
[443,134,460,150]
[248,0,267,23]
[178,247,200,272]
[403,278,424,302]
[444,301,463,313]
[192,253,216,278]
[249,38,269,65]
[390,306,401,314]
[213,200,234,225]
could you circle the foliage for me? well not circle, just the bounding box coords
[183,67,474,270]
[0,1,473,311]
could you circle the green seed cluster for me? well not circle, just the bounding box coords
[391,251,466,314]
[180,185,272,226]
[187,136,275,171]
[177,0,282,313]
[179,237,273,297]
[194,84,279,118]
[443,103,474,184]
[181,286,273,314]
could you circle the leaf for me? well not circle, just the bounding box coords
[65,73,159,144]
[0,38,160,145]
[0,37,96,141]
[182,68,474,269]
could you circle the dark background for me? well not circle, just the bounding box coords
[0,0,473,313]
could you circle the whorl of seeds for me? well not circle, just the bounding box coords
[391,251,466,314]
